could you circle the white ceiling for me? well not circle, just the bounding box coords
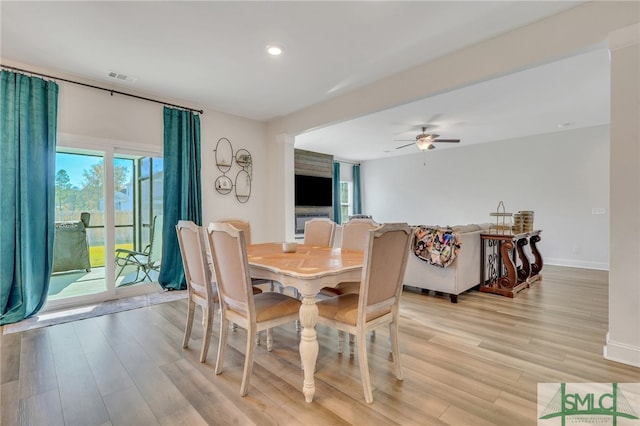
[1,1,605,161]
[296,47,611,160]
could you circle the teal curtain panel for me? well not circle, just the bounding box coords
[352,164,362,215]
[158,107,202,290]
[0,70,59,325]
[333,161,341,224]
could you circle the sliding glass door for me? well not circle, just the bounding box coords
[49,151,106,301]
[114,155,163,287]
[46,144,163,309]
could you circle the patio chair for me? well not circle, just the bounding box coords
[115,215,163,284]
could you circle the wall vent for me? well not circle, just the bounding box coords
[107,71,137,84]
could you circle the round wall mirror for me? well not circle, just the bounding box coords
[235,149,252,168]
[215,175,233,195]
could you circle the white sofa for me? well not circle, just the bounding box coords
[403,223,492,303]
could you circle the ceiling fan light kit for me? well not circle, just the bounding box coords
[395,126,461,151]
[416,133,439,150]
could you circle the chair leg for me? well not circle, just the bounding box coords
[182,299,195,349]
[140,266,154,282]
[115,260,128,280]
[215,317,230,375]
[356,330,373,404]
[200,305,213,363]
[349,333,355,357]
[240,324,257,396]
[389,320,404,381]
[266,328,273,352]
[337,331,345,354]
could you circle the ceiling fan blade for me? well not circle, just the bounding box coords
[395,143,415,149]
[433,139,460,143]
[425,113,443,124]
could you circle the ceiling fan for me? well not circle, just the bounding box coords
[395,126,461,151]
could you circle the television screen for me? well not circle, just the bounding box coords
[295,174,333,207]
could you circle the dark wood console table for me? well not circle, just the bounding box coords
[479,230,543,298]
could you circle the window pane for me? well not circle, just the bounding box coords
[115,156,134,255]
[51,151,106,299]
[339,181,352,223]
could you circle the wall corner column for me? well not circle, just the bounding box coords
[605,22,640,367]
[267,133,295,242]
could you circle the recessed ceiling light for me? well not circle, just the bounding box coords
[266,45,283,56]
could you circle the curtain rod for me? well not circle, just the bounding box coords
[1,64,204,115]
[336,159,361,166]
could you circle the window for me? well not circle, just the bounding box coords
[340,181,352,223]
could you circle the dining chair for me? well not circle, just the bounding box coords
[320,217,379,297]
[207,222,301,396]
[315,223,411,403]
[176,220,217,363]
[214,219,277,294]
[303,217,336,247]
[219,219,251,243]
[319,217,380,353]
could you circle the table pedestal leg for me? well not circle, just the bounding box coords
[299,294,319,402]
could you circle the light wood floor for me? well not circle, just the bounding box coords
[2,265,639,425]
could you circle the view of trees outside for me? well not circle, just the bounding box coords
[54,153,134,267]
[54,152,163,270]
[55,161,130,213]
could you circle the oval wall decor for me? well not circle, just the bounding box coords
[235,169,251,203]
[215,137,233,173]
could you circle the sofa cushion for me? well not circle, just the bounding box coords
[451,224,481,233]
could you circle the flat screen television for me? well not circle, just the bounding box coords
[295,174,332,207]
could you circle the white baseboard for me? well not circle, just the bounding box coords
[604,332,640,368]
[545,258,609,271]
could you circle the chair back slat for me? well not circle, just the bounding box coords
[304,218,336,247]
[176,220,212,302]
[359,224,411,318]
[220,219,251,244]
[207,223,254,319]
[341,218,378,251]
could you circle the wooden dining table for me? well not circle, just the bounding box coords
[246,242,364,403]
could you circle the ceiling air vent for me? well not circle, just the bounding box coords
[107,71,137,84]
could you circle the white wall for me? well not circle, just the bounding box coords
[362,125,610,270]
[41,68,272,242]
[200,111,270,242]
[606,23,640,367]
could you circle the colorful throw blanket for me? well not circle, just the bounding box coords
[412,226,461,268]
